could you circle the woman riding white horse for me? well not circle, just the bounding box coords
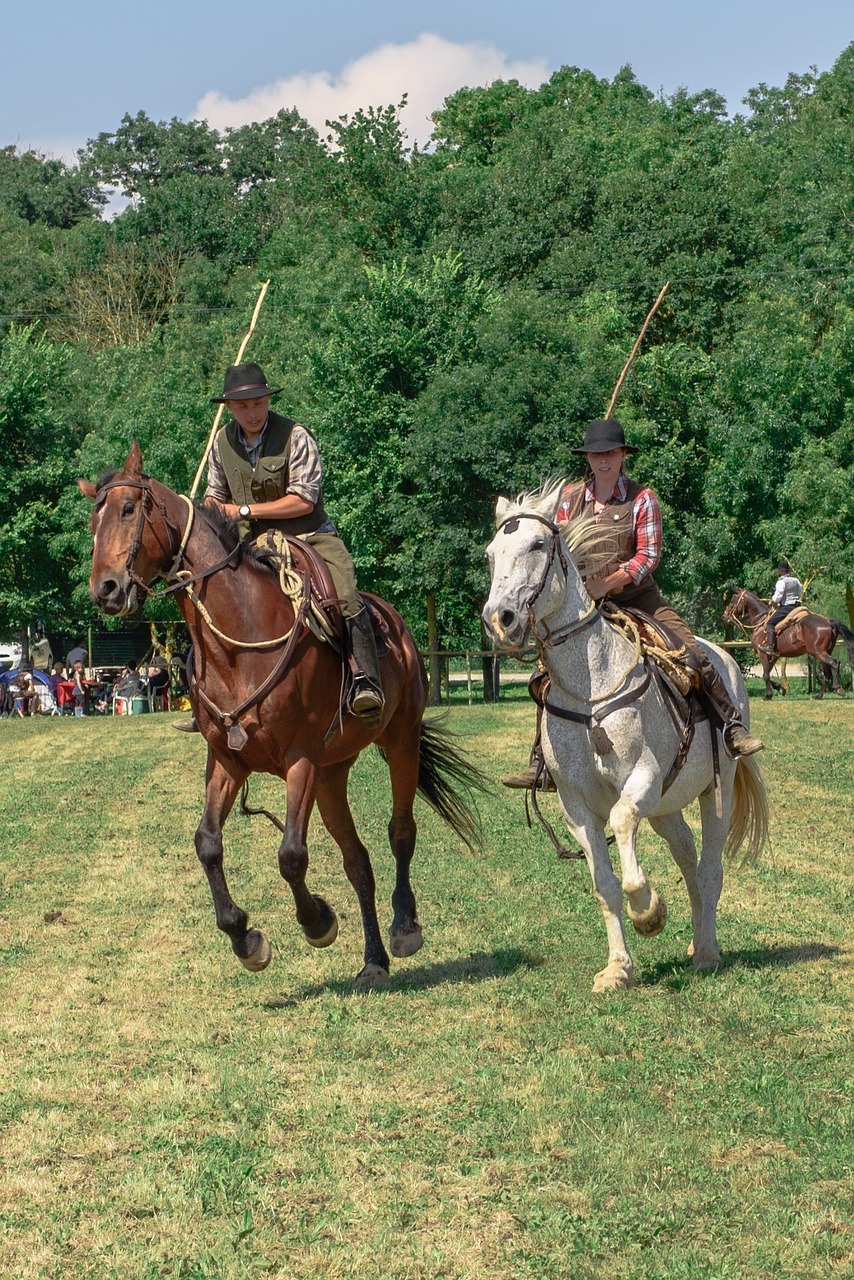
[483,468,768,991]
[502,419,763,791]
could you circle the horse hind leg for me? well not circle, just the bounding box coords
[315,760,391,987]
[647,811,718,967]
[382,733,424,960]
[195,756,271,972]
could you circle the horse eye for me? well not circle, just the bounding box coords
[530,539,545,552]
[121,501,135,517]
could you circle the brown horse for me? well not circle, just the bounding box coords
[79,442,486,987]
[723,587,854,700]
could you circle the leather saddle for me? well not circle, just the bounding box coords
[253,531,387,654]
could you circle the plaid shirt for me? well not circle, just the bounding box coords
[205,418,336,532]
[556,473,662,584]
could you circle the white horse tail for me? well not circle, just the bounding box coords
[724,754,769,866]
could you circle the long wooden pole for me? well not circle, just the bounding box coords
[604,281,670,419]
[189,279,271,500]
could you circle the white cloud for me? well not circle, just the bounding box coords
[7,135,84,165]
[192,33,551,147]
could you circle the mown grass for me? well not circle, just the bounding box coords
[0,692,851,1280]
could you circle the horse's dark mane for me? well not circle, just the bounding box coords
[193,498,268,568]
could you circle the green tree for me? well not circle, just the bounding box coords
[0,327,85,635]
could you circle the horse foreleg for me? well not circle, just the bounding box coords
[610,792,667,940]
[195,753,271,972]
[564,810,635,992]
[278,757,339,950]
[761,655,775,700]
[316,760,391,986]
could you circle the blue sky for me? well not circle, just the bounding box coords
[3,1,852,161]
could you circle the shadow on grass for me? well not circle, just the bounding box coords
[261,946,545,1006]
[639,941,843,990]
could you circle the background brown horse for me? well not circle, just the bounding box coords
[723,587,854,699]
[80,442,486,987]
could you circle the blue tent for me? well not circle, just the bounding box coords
[0,667,56,714]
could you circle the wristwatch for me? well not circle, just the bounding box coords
[238,504,251,519]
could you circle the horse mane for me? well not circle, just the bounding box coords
[498,476,620,579]
[193,499,270,569]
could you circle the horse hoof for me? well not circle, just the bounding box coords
[390,924,423,958]
[355,963,389,989]
[628,891,667,937]
[240,930,272,972]
[593,964,635,992]
[304,896,339,949]
[692,948,722,971]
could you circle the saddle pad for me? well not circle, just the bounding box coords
[776,605,809,633]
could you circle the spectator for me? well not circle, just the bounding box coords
[71,660,87,716]
[66,639,88,671]
[12,664,41,716]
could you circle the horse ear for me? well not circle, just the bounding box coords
[495,496,511,522]
[125,439,144,478]
[77,479,96,501]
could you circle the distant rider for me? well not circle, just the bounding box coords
[765,559,804,655]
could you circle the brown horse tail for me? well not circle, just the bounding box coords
[412,715,492,852]
[724,753,770,867]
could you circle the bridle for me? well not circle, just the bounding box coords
[496,511,598,651]
[94,475,240,600]
[723,588,757,638]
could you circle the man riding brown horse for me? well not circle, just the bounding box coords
[174,362,383,731]
[764,559,804,656]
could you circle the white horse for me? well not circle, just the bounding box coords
[483,481,768,992]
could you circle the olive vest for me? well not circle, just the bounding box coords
[216,410,328,538]
[560,478,663,609]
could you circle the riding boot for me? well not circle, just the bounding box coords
[501,705,558,791]
[346,607,384,720]
[695,653,764,758]
[763,620,777,656]
[172,716,199,733]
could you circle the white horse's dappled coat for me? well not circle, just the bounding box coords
[483,481,768,991]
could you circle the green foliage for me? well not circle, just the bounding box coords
[0,327,84,632]
[3,46,854,645]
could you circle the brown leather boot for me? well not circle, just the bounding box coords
[723,722,765,758]
[695,653,765,756]
[171,716,199,733]
[347,608,384,721]
[501,757,557,791]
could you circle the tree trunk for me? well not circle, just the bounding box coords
[426,592,441,706]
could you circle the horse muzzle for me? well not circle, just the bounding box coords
[90,574,141,617]
[481,601,530,651]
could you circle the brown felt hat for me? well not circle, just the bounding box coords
[211,362,282,403]
[570,418,638,455]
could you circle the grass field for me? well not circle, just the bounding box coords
[0,691,851,1279]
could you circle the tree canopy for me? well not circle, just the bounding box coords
[2,46,853,648]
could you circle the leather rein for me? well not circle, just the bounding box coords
[497,510,648,732]
[95,475,308,751]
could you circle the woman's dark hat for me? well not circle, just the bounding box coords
[571,418,637,455]
[776,559,792,574]
[211,362,283,403]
